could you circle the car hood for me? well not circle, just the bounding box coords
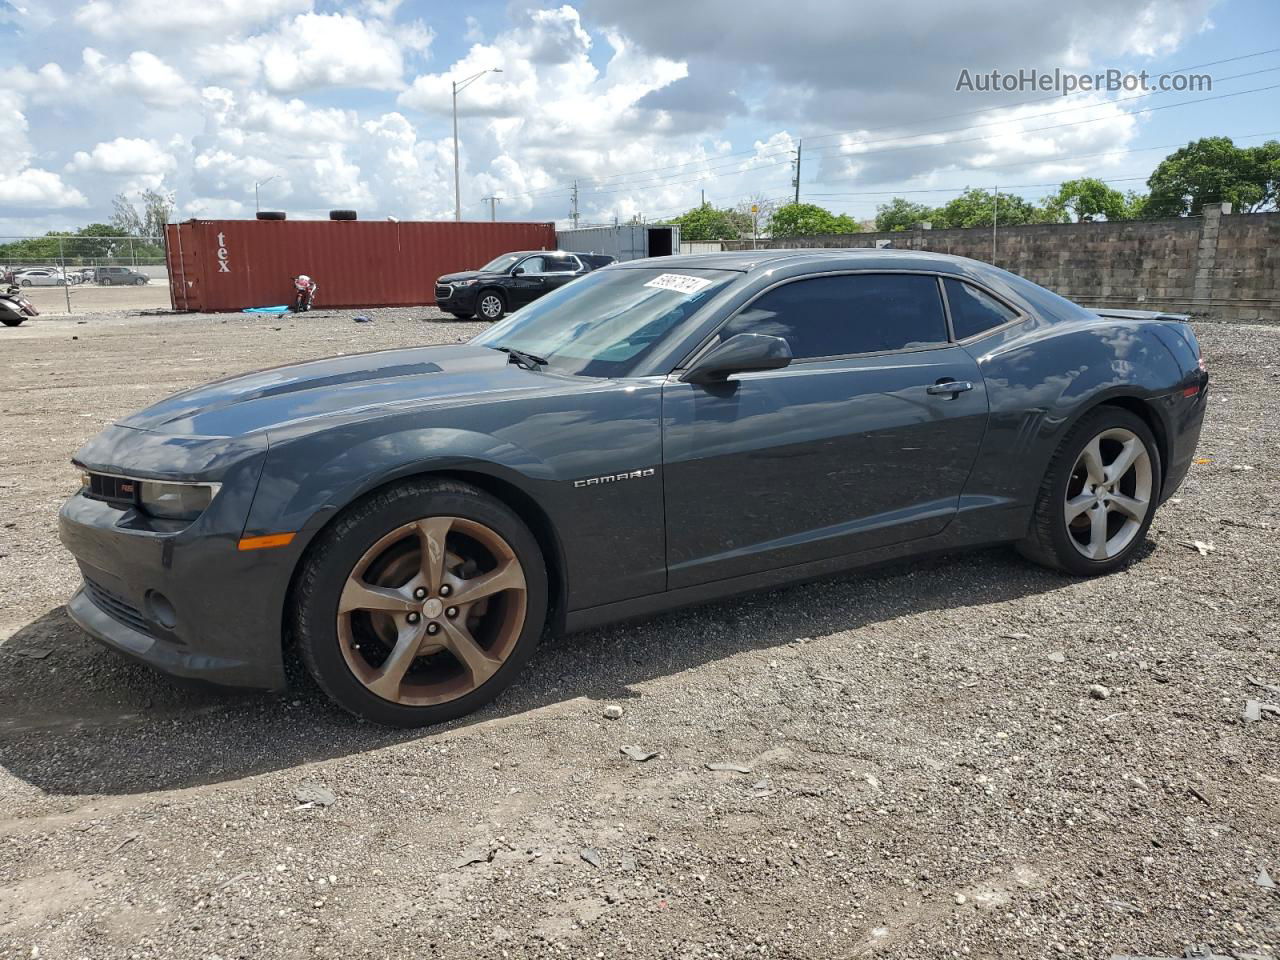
[437,269,505,284]
[115,343,554,438]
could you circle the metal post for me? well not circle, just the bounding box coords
[570,181,579,229]
[992,184,999,265]
[129,237,136,268]
[452,80,460,222]
[59,236,70,313]
[255,182,260,214]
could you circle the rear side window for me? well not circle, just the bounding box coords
[722,273,948,360]
[944,278,1019,339]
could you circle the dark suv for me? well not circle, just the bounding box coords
[97,266,150,286]
[435,251,615,321]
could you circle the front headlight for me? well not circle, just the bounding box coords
[137,480,221,520]
[452,278,479,287]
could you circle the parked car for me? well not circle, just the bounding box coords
[435,250,615,321]
[13,268,67,287]
[97,266,150,286]
[59,250,1208,727]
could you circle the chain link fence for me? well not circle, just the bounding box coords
[0,235,167,285]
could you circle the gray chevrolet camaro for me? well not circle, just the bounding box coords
[59,250,1209,727]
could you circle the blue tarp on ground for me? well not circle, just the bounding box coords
[242,305,291,314]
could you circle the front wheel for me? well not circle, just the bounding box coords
[100,278,112,286]
[293,478,547,727]
[1,314,23,327]
[135,277,146,285]
[1018,406,1162,576]
[476,290,506,321]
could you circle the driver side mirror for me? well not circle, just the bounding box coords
[680,333,792,385]
[512,267,525,276]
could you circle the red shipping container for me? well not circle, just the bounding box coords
[165,219,557,313]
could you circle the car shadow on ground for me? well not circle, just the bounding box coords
[0,545,1109,798]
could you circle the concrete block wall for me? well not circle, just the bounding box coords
[724,207,1279,323]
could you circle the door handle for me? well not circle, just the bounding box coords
[926,379,974,396]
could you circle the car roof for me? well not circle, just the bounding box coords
[611,248,998,275]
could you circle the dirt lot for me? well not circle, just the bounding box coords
[0,308,1276,960]
[19,282,171,315]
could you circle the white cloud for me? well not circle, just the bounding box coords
[0,63,72,102]
[82,48,195,107]
[69,137,177,176]
[197,12,430,93]
[0,168,88,208]
[73,0,311,37]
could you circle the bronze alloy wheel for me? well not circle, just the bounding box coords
[336,516,527,705]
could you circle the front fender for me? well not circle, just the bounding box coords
[245,425,553,542]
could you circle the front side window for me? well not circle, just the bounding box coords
[721,273,949,360]
[472,268,736,378]
[944,277,1019,339]
[517,256,548,275]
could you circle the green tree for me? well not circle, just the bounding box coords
[663,204,751,241]
[935,188,1039,228]
[874,198,938,231]
[767,202,862,238]
[1144,136,1280,217]
[1041,178,1128,222]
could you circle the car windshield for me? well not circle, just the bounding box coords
[479,253,522,273]
[471,267,737,378]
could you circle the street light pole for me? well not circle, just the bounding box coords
[254,176,277,214]
[451,68,502,222]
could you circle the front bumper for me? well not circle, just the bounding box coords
[435,282,480,313]
[58,490,293,690]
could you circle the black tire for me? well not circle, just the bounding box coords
[329,209,358,221]
[445,311,474,320]
[134,277,146,285]
[100,278,112,286]
[1017,405,1162,576]
[476,289,506,322]
[257,211,287,221]
[19,280,31,287]
[1,316,23,327]
[292,478,547,727]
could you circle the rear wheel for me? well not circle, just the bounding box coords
[293,478,546,727]
[477,290,506,321]
[1,315,23,327]
[100,278,112,286]
[1018,406,1161,575]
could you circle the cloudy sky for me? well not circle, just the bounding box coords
[1,0,1276,235]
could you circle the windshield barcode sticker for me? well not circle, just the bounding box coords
[643,273,713,295]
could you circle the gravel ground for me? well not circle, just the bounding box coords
[0,308,1276,960]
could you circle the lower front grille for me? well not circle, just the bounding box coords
[83,577,154,637]
[435,283,452,301]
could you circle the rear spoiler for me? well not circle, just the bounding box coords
[1092,308,1191,323]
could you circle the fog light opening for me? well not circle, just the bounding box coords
[145,590,178,630]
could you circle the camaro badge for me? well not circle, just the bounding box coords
[573,467,656,488]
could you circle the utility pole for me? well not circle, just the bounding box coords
[992,184,999,265]
[700,188,705,208]
[792,139,802,205]
[481,196,502,221]
[570,181,580,229]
